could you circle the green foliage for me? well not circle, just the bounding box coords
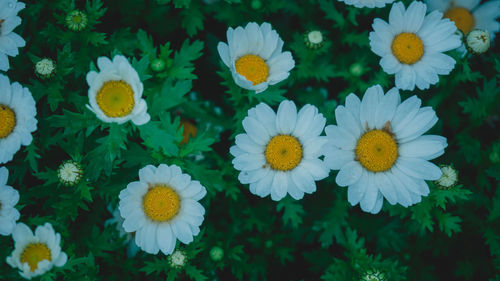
[1,0,498,281]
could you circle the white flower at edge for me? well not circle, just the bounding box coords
[230,100,329,201]
[0,167,20,235]
[118,164,207,255]
[105,206,140,257]
[424,0,500,39]
[6,222,67,280]
[338,0,394,9]
[217,22,295,93]
[86,55,150,125]
[0,0,26,71]
[0,74,37,164]
[369,1,461,91]
[324,85,447,214]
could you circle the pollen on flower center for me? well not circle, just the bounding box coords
[20,243,52,272]
[265,135,303,171]
[444,7,475,34]
[96,80,135,118]
[391,33,424,65]
[235,54,269,85]
[355,129,398,172]
[0,104,16,138]
[142,185,180,222]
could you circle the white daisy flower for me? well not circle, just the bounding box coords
[435,165,458,189]
[425,0,500,39]
[6,222,68,280]
[168,250,187,268]
[86,55,150,125]
[0,167,20,236]
[230,100,329,201]
[338,0,394,9]
[324,85,447,214]
[466,29,491,54]
[0,74,37,164]
[118,164,207,255]
[217,22,295,93]
[369,1,462,90]
[0,0,25,71]
[57,160,83,186]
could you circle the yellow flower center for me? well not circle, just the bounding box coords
[0,104,16,138]
[179,119,198,145]
[265,135,303,171]
[235,54,269,85]
[20,243,52,272]
[391,33,424,65]
[355,129,398,173]
[444,7,475,34]
[96,80,135,118]
[142,185,180,222]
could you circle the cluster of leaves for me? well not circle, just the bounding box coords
[0,0,498,280]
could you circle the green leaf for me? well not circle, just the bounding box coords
[150,79,191,117]
[138,113,183,157]
[185,264,208,281]
[276,198,304,228]
[164,39,204,80]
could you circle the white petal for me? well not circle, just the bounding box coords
[335,161,363,187]
[276,100,297,134]
[396,157,442,180]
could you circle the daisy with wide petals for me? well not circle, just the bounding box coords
[6,222,67,279]
[324,85,447,214]
[86,55,150,125]
[217,22,295,93]
[0,74,37,164]
[230,100,329,201]
[369,1,461,90]
[0,167,20,235]
[0,0,26,71]
[425,0,500,39]
[338,0,394,9]
[118,164,207,255]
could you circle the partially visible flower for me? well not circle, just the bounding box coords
[209,246,224,261]
[361,269,386,281]
[118,164,207,255]
[425,0,500,39]
[304,30,324,49]
[0,0,26,71]
[230,100,329,201]
[0,74,37,164]
[34,58,56,79]
[168,250,187,268]
[179,119,198,145]
[338,0,394,8]
[217,22,295,93]
[0,167,20,236]
[65,10,88,31]
[6,223,67,280]
[324,85,447,214]
[369,1,461,90]
[57,160,83,186]
[86,55,150,125]
[435,165,458,189]
[104,206,140,258]
[466,29,490,54]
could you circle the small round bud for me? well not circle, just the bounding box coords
[361,269,386,281]
[466,29,490,55]
[209,246,224,261]
[349,63,364,77]
[65,10,88,31]
[265,240,273,248]
[251,0,262,9]
[150,58,166,72]
[304,30,324,49]
[435,165,458,190]
[35,58,56,79]
[57,160,83,186]
[169,250,187,268]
